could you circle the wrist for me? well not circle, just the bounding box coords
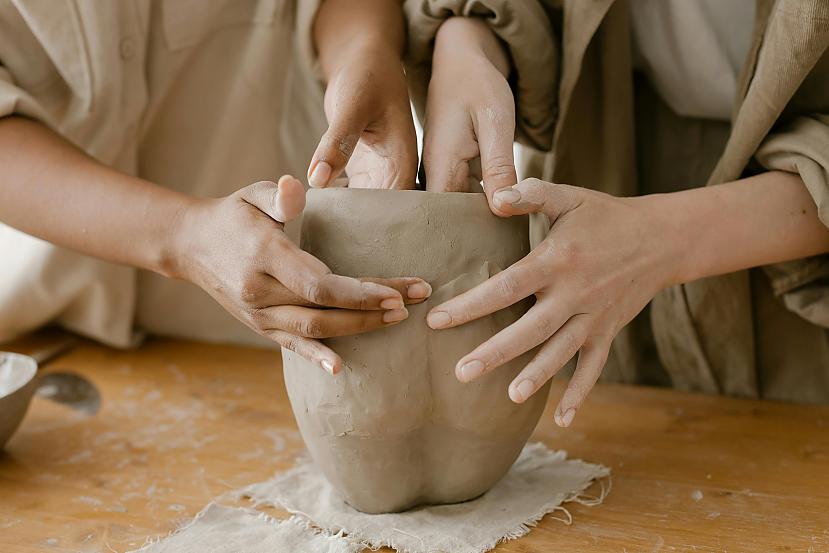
[154,195,201,281]
[636,187,739,288]
[629,193,695,290]
[325,37,403,84]
[435,17,511,77]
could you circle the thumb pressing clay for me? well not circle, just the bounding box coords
[282,189,551,513]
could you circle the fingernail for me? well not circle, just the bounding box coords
[321,359,335,375]
[494,188,521,207]
[427,310,452,329]
[382,308,408,323]
[457,360,485,382]
[555,407,576,427]
[308,161,332,188]
[406,282,432,299]
[511,379,535,403]
[380,297,404,310]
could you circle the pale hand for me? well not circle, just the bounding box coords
[422,17,517,212]
[426,178,676,427]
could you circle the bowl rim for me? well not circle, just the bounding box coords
[0,352,38,400]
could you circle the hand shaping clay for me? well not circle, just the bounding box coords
[282,189,551,513]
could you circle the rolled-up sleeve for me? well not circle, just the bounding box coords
[755,113,829,327]
[404,0,559,150]
[0,65,50,123]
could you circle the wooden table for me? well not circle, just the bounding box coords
[1,336,827,552]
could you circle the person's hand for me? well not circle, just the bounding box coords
[426,178,678,427]
[308,33,417,189]
[422,17,516,213]
[172,176,432,373]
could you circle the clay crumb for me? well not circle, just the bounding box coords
[75,495,103,507]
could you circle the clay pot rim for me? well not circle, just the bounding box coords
[307,188,489,199]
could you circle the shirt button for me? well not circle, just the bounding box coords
[120,37,135,60]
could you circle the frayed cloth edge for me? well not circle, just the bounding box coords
[127,502,361,553]
[241,465,612,553]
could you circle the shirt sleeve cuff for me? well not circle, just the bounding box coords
[0,67,52,125]
[755,113,829,327]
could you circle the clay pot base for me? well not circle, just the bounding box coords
[283,189,551,513]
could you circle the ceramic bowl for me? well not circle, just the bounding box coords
[0,352,38,450]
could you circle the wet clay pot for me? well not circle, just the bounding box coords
[282,189,551,513]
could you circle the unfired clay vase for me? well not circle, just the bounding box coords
[283,189,551,513]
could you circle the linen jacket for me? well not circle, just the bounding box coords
[406,0,829,402]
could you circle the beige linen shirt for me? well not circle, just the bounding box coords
[0,0,326,348]
[406,0,829,403]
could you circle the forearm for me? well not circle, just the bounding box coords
[0,116,191,276]
[652,171,829,285]
[314,0,405,81]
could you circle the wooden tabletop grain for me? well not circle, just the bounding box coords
[1,335,827,552]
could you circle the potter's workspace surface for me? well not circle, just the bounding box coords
[1,336,827,552]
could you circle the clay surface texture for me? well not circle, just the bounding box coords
[283,189,551,513]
